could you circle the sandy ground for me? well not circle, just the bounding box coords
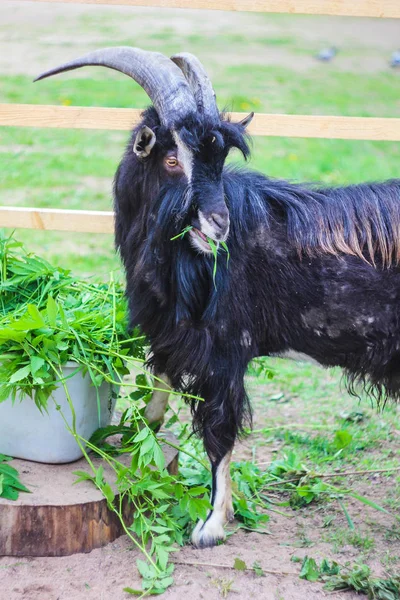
[0,388,395,600]
[0,530,359,600]
[1,3,399,599]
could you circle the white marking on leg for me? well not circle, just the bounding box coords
[144,374,171,425]
[192,451,233,548]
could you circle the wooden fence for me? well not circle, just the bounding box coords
[1,0,399,233]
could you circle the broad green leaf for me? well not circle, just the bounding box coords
[73,470,94,485]
[101,483,115,505]
[233,558,247,571]
[152,443,165,472]
[0,463,21,479]
[95,466,104,487]
[136,559,157,580]
[252,561,264,576]
[188,486,208,496]
[0,386,10,403]
[46,296,58,327]
[9,365,31,383]
[27,304,46,326]
[0,486,18,501]
[30,356,45,375]
[155,546,169,571]
[320,559,340,576]
[3,478,30,493]
[334,430,352,449]
[300,556,320,582]
[0,328,27,342]
[133,428,150,444]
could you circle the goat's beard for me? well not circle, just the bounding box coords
[133,180,221,324]
[149,181,193,247]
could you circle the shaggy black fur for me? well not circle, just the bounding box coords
[114,106,400,466]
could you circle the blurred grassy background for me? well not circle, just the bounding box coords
[0,3,400,276]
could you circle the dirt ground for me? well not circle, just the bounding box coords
[0,391,387,600]
[1,3,399,599]
[0,386,395,600]
[0,531,359,600]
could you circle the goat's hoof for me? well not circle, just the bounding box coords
[191,517,226,548]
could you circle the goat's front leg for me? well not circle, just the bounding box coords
[191,447,234,548]
[144,373,171,427]
[191,374,244,547]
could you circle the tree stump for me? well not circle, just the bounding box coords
[0,432,178,557]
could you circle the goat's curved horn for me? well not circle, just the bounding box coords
[171,53,219,126]
[34,46,198,129]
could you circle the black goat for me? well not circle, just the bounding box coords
[36,47,400,548]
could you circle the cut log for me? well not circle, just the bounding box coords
[0,432,179,557]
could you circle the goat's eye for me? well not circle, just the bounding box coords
[165,157,178,167]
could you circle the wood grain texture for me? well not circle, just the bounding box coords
[14,0,400,18]
[2,104,400,141]
[0,207,115,234]
[0,433,179,557]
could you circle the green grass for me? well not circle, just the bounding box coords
[324,528,376,553]
[1,65,400,272]
[245,358,400,563]
[248,358,400,467]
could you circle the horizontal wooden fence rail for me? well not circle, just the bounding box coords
[4,2,398,234]
[2,104,400,141]
[0,207,114,234]
[16,0,400,19]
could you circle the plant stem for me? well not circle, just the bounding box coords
[171,559,298,577]
[317,466,400,479]
[250,423,332,434]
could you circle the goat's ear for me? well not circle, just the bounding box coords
[133,126,156,158]
[237,112,254,129]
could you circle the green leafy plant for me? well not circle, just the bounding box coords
[170,225,193,241]
[247,357,275,380]
[0,454,30,500]
[70,408,213,595]
[0,234,145,411]
[76,412,397,596]
[3,236,396,596]
[300,556,400,599]
[324,563,400,598]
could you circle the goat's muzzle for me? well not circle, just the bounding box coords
[189,205,230,253]
[199,207,230,241]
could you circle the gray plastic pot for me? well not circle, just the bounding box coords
[0,361,117,464]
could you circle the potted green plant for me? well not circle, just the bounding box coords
[0,235,145,463]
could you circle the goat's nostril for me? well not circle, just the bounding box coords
[210,212,229,231]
